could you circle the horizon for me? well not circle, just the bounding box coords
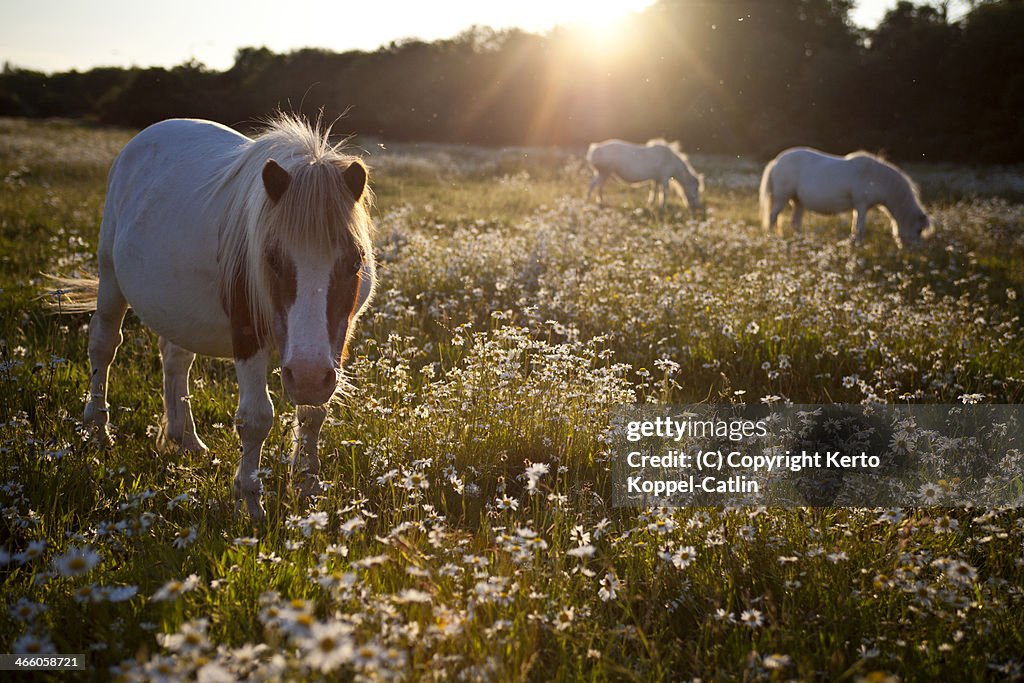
[2,0,927,75]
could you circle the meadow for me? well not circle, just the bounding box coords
[2,117,1024,681]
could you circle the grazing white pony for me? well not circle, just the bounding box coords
[587,139,704,211]
[54,115,376,520]
[760,147,931,248]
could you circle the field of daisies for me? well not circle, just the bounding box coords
[2,117,1024,681]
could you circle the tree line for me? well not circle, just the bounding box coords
[2,0,1022,163]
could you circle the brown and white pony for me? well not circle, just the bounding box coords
[55,115,376,520]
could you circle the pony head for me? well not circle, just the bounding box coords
[676,170,703,211]
[887,172,932,249]
[220,115,375,406]
[894,210,932,249]
[649,140,704,211]
[261,157,371,405]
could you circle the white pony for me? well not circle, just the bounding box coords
[54,115,376,520]
[760,147,931,248]
[587,139,704,211]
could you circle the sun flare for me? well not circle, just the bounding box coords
[493,0,652,53]
[574,14,631,48]
[574,3,640,33]
[556,1,648,59]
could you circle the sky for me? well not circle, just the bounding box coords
[1,1,909,74]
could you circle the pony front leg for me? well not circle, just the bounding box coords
[84,271,128,445]
[587,172,607,204]
[157,337,208,454]
[232,351,273,521]
[851,207,867,245]
[290,404,326,505]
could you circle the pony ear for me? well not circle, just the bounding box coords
[262,159,291,203]
[342,161,367,201]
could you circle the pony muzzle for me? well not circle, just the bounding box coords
[901,223,935,250]
[281,357,338,405]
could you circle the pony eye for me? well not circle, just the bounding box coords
[352,255,363,274]
[266,250,283,276]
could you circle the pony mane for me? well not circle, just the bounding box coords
[212,114,375,338]
[846,149,891,165]
[646,138,681,153]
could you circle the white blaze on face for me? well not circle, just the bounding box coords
[280,245,338,406]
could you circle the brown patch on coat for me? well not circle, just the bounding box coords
[224,245,297,360]
[327,253,362,362]
[264,244,297,316]
[225,267,263,361]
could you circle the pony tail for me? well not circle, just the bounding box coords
[41,272,100,313]
[759,160,775,231]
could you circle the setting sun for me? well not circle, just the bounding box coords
[563,0,652,32]
[464,0,655,34]
[570,8,642,55]
[538,1,650,63]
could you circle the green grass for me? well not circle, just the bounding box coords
[1,118,1024,680]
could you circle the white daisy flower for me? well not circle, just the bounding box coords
[52,545,101,577]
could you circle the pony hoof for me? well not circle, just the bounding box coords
[233,492,266,522]
[232,482,266,521]
[171,433,209,456]
[291,473,324,507]
[156,422,174,453]
[88,427,114,449]
[179,435,209,456]
[156,422,209,455]
[83,403,111,444]
[249,502,267,523]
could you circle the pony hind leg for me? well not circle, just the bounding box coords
[232,351,273,521]
[157,337,208,455]
[290,404,327,506]
[84,268,128,445]
[790,200,804,232]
